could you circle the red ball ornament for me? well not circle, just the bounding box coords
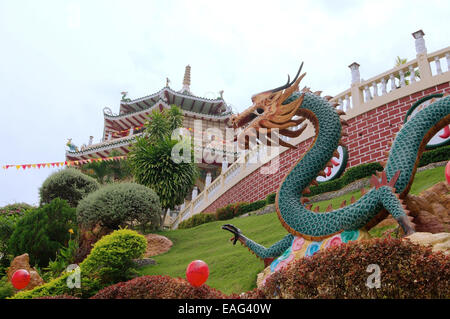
[11,269,30,290]
[445,161,450,184]
[186,260,209,287]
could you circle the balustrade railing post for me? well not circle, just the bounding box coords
[412,30,432,82]
[434,56,442,75]
[409,65,416,83]
[446,53,450,72]
[348,62,364,108]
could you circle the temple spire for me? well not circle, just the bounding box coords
[181,65,191,93]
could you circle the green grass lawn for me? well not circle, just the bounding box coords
[139,213,287,294]
[138,166,447,294]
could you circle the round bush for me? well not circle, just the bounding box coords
[8,198,77,267]
[91,275,229,299]
[39,168,100,207]
[246,237,449,299]
[77,182,162,230]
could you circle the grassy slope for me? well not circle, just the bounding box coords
[139,166,446,294]
[140,213,287,294]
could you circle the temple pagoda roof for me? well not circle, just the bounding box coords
[118,86,229,116]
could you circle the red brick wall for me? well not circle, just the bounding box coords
[202,82,450,213]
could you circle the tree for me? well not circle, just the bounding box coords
[128,105,198,225]
[80,150,133,184]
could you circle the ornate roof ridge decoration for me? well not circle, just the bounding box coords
[104,98,232,121]
[66,131,238,157]
[66,134,139,155]
[121,86,226,106]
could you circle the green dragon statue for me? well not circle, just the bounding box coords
[222,63,450,267]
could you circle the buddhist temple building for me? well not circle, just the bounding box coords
[65,66,237,218]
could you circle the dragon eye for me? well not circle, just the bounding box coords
[256,108,264,115]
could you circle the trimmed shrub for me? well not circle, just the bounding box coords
[418,145,450,167]
[8,198,77,267]
[266,193,276,205]
[11,229,147,299]
[77,182,162,231]
[307,162,383,196]
[244,237,449,299]
[178,213,216,229]
[91,275,229,299]
[240,200,267,214]
[39,168,100,207]
[215,202,247,220]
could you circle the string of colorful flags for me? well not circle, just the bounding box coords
[2,155,127,170]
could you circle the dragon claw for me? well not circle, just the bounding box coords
[222,224,244,245]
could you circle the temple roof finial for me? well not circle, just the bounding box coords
[182,65,191,93]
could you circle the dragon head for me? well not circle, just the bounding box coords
[231,63,308,150]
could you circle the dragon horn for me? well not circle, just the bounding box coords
[271,62,304,93]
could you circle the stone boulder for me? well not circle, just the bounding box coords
[7,253,45,291]
[144,234,173,257]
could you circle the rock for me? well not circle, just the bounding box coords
[144,234,173,257]
[75,225,113,263]
[7,254,45,291]
[133,258,157,268]
[406,232,450,255]
[404,182,450,233]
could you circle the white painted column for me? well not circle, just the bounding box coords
[434,56,442,75]
[129,127,134,136]
[399,70,406,87]
[412,30,432,81]
[205,172,212,187]
[446,53,450,72]
[389,74,396,91]
[381,78,387,95]
[372,82,378,97]
[107,132,112,140]
[192,186,198,199]
[348,62,363,108]
[409,65,416,83]
[222,159,228,172]
[412,30,427,54]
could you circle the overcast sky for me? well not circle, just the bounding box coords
[1,0,449,206]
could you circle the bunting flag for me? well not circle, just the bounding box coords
[2,155,127,170]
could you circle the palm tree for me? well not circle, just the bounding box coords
[128,105,198,226]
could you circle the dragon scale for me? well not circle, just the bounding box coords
[223,67,450,261]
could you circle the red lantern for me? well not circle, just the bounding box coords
[11,269,30,290]
[186,260,209,287]
[445,161,450,184]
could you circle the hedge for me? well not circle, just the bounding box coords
[242,237,449,299]
[91,275,230,299]
[178,213,216,230]
[418,144,450,167]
